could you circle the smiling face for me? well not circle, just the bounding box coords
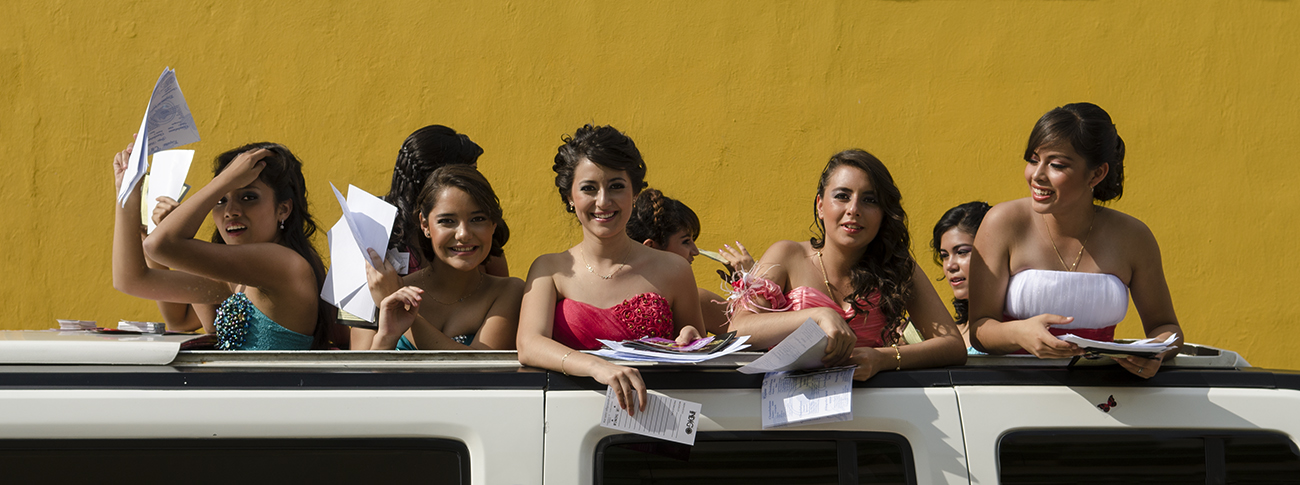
[419,187,496,271]
[569,158,635,239]
[938,227,975,300]
[1024,142,1107,213]
[659,229,700,264]
[211,178,291,245]
[816,165,884,250]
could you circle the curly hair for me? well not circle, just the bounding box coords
[552,124,648,212]
[413,165,510,266]
[1024,102,1126,202]
[385,125,483,256]
[930,201,991,325]
[626,188,700,246]
[211,142,335,349]
[810,149,914,345]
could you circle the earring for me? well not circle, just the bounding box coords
[279,219,285,230]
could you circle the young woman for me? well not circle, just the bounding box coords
[968,102,1184,378]
[517,125,705,416]
[348,125,511,349]
[625,188,754,335]
[728,149,966,381]
[363,165,523,350]
[930,201,991,349]
[113,140,335,349]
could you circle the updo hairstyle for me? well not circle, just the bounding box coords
[626,188,701,247]
[552,124,648,212]
[387,125,483,253]
[414,165,510,265]
[1023,102,1126,202]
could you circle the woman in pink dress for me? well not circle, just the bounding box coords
[729,149,966,380]
[516,125,705,416]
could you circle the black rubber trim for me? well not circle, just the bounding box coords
[0,366,547,390]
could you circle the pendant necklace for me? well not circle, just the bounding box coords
[580,245,631,280]
[1042,213,1094,272]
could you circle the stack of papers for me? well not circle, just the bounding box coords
[117,321,166,334]
[320,184,398,323]
[1058,333,1179,358]
[116,67,200,207]
[143,149,194,234]
[594,334,751,363]
[56,319,98,331]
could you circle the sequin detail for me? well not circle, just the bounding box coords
[611,293,673,339]
[214,293,252,350]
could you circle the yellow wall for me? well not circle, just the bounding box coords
[3,1,1297,368]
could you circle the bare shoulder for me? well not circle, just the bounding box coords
[982,199,1033,232]
[524,251,574,279]
[485,274,526,296]
[1099,207,1160,249]
[759,240,811,266]
[638,244,693,277]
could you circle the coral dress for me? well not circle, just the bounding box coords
[730,276,888,348]
[1004,269,1129,342]
[552,293,675,350]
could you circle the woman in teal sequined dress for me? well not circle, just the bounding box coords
[112,139,335,350]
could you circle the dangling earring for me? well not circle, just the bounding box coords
[279,219,285,230]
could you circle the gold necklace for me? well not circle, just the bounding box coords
[814,251,837,301]
[580,245,631,280]
[1042,213,1094,272]
[425,271,484,306]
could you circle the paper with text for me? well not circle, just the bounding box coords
[321,184,397,323]
[737,318,828,374]
[762,366,854,429]
[600,386,702,446]
[118,68,200,206]
[144,149,194,233]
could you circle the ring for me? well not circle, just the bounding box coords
[1138,368,1144,374]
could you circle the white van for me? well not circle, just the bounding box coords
[0,340,1296,484]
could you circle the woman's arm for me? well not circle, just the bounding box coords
[112,142,231,305]
[372,287,423,349]
[968,205,1081,357]
[1113,219,1184,378]
[660,253,705,343]
[848,264,967,380]
[470,277,524,350]
[515,256,648,416]
[726,241,856,365]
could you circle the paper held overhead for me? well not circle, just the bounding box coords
[321,184,398,323]
[117,67,200,207]
[144,149,194,234]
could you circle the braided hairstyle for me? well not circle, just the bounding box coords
[626,188,701,246]
[211,142,335,349]
[386,125,483,259]
[1024,102,1126,202]
[810,149,915,346]
[413,165,510,266]
[929,201,991,325]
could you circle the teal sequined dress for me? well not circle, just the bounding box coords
[214,293,314,350]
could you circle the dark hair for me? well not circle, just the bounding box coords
[552,124,648,212]
[626,188,701,247]
[810,149,913,346]
[211,142,335,349]
[1023,102,1126,202]
[385,125,483,256]
[929,201,991,325]
[414,165,509,266]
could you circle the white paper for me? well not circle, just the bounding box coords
[599,386,702,446]
[118,68,200,206]
[737,318,829,374]
[594,336,751,363]
[387,249,410,275]
[144,149,194,233]
[1059,333,1179,357]
[761,366,855,429]
[321,184,398,323]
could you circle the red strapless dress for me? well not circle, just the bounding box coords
[729,276,887,348]
[552,293,675,350]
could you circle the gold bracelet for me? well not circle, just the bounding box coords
[560,350,575,376]
[892,343,901,371]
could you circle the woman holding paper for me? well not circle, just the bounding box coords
[516,124,705,416]
[113,139,336,349]
[727,149,966,381]
[967,103,1184,378]
[361,165,523,350]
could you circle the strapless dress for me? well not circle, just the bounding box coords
[1005,269,1129,341]
[729,275,887,348]
[552,292,674,350]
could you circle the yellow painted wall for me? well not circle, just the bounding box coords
[2,1,1297,368]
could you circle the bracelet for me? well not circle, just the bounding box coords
[892,343,901,371]
[560,350,575,376]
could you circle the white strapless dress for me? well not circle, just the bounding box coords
[1005,269,1128,341]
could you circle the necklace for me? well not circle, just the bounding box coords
[425,271,484,306]
[1041,213,1094,272]
[580,245,631,280]
[814,251,837,302]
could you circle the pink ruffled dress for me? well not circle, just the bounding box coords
[552,293,675,350]
[729,275,888,348]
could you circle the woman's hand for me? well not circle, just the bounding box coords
[810,307,857,366]
[849,346,887,381]
[719,241,754,273]
[214,148,271,189]
[1116,351,1167,379]
[675,325,702,346]
[590,360,647,417]
[112,141,135,192]
[365,248,402,305]
[377,286,423,342]
[1012,314,1083,358]
[151,196,180,227]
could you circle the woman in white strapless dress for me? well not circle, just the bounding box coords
[968,103,1185,378]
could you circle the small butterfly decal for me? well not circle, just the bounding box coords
[1097,395,1119,412]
